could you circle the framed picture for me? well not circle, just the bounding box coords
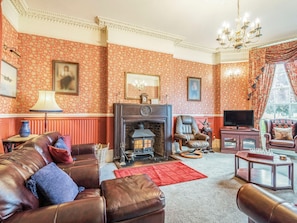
[187,77,201,101]
[0,60,17,98]
[52,60,79,95]
[125,72,160,100]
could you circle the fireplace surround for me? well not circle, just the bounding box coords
[113,103,172,161]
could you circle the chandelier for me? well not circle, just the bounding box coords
[216,0,262,50]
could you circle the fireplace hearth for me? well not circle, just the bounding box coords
[113,103,172,162]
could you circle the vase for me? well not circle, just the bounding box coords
[19,120,31,137]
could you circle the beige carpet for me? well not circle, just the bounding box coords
[100,150,297,223]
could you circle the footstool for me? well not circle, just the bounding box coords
[100,174,165,223]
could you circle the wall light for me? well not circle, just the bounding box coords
[3,44,21,57]
[226,69,241,77]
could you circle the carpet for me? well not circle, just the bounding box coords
[114,161,207,186]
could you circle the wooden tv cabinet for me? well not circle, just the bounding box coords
[220,127,260,153]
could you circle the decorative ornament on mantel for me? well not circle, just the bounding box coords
[216,0,262,50]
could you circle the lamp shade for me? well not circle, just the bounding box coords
[30,90,62,112]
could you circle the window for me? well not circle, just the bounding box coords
[262,63,297,119]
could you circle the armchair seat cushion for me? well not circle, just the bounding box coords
[269,139,295,148]
[187,140,209,149]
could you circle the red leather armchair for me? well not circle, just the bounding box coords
[264,119,297,152]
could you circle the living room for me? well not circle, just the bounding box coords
[1,1,297,222]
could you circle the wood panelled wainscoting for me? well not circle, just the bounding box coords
[0,116,111,154]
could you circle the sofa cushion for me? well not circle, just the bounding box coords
[29,162,80,204]
[62,135,72,152]
[273,127,293,140]
[49,145,74,164]
[54,137,70,150]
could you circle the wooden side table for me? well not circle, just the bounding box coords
[2,134,39,153]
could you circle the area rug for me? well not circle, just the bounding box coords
[114,161,207,186]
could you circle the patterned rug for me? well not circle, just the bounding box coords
[114,161,207,186]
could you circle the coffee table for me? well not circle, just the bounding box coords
[235,151,294,190]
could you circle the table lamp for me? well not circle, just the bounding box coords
[29,90,62,132]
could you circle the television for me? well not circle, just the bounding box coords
[223,110,254,129]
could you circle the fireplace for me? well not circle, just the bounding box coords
[129,123,155,158]
[113,103,172,161]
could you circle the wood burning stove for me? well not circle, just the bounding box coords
[129,123,155,158]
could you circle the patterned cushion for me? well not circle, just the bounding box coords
[273,127,293,140]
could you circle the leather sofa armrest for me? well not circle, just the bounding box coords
[236,183,297,223]
[71,143,96,155]
[62,164,100,188]
[5,197,106,223]
[195,132,209,141]
[174,133,188,141]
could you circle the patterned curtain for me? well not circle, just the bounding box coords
[249,48,269,129]
[0,0,2,65]
[249,40,297,129]
[285,60,297,95]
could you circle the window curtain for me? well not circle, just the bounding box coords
[0,0,2,67]
[249,40,297,129]
[285,60,297,95]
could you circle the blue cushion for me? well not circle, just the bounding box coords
[30,162,79,204]
[54,137,69,150]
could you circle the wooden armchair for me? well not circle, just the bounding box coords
[264,119,297,152]
[174,115,209,152]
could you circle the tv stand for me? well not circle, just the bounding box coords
[220,128,260,153]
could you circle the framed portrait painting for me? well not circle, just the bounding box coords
[0,60,17,98]
[187,77,201,101]
[52,60,79,95]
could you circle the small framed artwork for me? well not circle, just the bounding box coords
[125,72,160,100]
[52,60,79,95]
[0,60,17,98]
[187,77,201,101]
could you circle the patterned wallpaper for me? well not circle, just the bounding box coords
[1,15,250,116]
[220,62,250,112]
[106,43,221,114]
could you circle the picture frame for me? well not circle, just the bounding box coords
[125,72,160,100]
[187,77,201,101]
[52,60,79,95]
[0,60,17,98]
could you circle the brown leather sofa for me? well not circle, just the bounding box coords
[236,183,297,223]
[264,118,297,152]
[0,132,165,223]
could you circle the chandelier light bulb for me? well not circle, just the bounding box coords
[216,0,262,50]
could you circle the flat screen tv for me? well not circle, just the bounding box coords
[223,110,254,129]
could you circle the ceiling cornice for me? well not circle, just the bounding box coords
[10,0,99,31]
[95,16,184,44]
[7,0,250,59]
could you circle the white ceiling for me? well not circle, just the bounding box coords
[24,0,297,51]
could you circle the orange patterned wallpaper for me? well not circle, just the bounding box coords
[16,34,107,114]
[1,16,19,113]
[1,15,250,116]
[106,43,218,114]
[1,13,108,114]
[220,62,250,112]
